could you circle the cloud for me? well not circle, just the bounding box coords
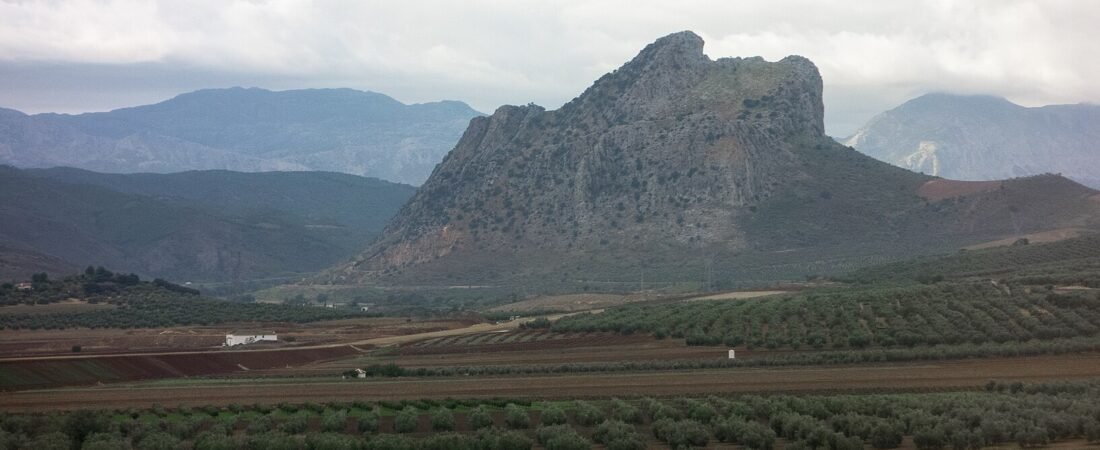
[0,0,1096,135]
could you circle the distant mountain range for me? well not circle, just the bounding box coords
[0,166,415,282]
[0,88,483,185]
[845,93,1100,189]
[324,32,1100,289]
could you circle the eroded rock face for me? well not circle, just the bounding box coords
[331,31,1100,285]
[334,31,829,280]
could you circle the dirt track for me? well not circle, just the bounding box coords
[4,354,1100,412]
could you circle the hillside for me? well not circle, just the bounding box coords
[325,31,1100,289]
[0,166,415,282]
[844,93,1100,189]
[846,232,1100,286]
[0,88,483,185]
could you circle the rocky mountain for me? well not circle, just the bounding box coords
[0,88,482,185]
[844,93,1100,189]
[0,166,415,282]
[326,32,1100,289]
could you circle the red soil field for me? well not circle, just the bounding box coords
[917,179,1002,201]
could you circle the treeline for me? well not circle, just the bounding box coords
[552,282,1100,350]
[5,380,1100,449]
[0,267,366,329]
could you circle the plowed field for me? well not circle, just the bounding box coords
[4,354,1100,412]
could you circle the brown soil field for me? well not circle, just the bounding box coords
[4,354,1100,412]
[0,317,477,358]
[487,293,652,313]
[313,336,730,373]
[917,179,1002,201]
[683,290,788,302]
[0,345,361,391]
[963,227,1093,250]
[0,300,116,315]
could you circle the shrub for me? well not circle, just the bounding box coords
[504,404,530,429]
[430,408,455,431]
[394,407,419,433]
[609,399,642,424]
[357,409,380,434]
[573,401,604,426]
[278,414,310,434]
[477,428,534,450]
[320,409,348,433]
[193,431,235,450]
[468,406,495,430]
[79,432,129,450]
[29,432,69,450]
[543,429,591,450]
[242,432,299,450]
[135,432,179,450]
[652,418,709,449]
[305,432,358,450]
[593,419,645,450]
[418,432,478,450]
[913,427,946,450]
[540,405,568,425]
[871,423,903,449]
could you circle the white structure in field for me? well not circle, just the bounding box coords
[224,331,277,346]
[728,349,736,359]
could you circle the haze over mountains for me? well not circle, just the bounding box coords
[845,94,1100,189]
[327,31,1100,288]
[0,166,414,282]
[0,87,482,185]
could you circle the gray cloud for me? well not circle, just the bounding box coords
[1,0,1096,136]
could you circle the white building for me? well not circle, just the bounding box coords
[224,331,277,346]
[728,349,737,359]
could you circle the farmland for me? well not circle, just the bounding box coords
[5,377,1100,449]
[552,282,1100,349]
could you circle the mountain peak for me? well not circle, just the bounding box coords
[633,31,707,65]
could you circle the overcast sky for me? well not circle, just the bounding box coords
[1,0,1096,136]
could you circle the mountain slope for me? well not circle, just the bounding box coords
[844,93,1100,188]
[326,31,1100,289]
[0,88,483,185]
[0,166,415,282]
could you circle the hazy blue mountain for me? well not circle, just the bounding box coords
[844,93,1100,188]
[0,166,415,282]
[0,88,482,185]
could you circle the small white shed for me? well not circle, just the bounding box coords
[728,349,736,359]
[224,331,277,346]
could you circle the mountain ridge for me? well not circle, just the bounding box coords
[845,93,1100,189]
[0,88,483,185]
[0,166,415,282]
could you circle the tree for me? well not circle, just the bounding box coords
[871,423,903,449]
[573,401,604,426]
[320,409,348,433]
[430,407,455,431]
[468,406,495,430]
[477,429,533,450]
[31,273,49,283]
[540,406,568,426]
[135,432,180,450]
[394,407,419,433]
[504,404,530,429]
[357,409,380,434]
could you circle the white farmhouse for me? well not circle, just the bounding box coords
[224,331,278,346]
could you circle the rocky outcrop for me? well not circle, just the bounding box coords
[328,32,1100,286]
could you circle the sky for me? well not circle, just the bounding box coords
[0,0,1096,137]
